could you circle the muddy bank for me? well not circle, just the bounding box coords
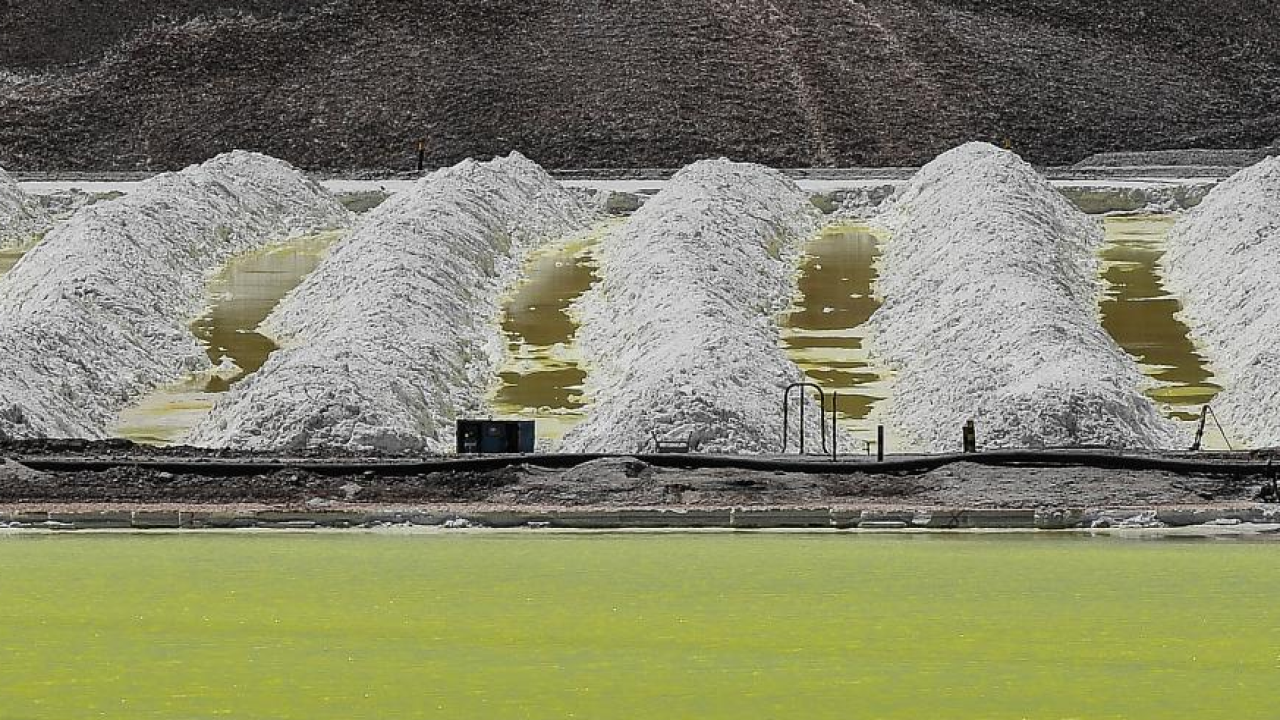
[1,451,1272,511]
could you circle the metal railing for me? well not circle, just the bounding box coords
[782,382,829,456]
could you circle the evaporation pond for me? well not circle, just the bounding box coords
[781,223,893,443]
[1100,215,1221,422]
[492,221,618,441]
[113,233,338,444]
[2,533,1279,719]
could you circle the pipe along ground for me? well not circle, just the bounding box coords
[6,450,1277,478]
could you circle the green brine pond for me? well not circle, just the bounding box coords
[1,533,1277,718]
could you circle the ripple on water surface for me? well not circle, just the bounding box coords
[1099,215,1222,427]
[780,223,895,447]
[113,232,340,444]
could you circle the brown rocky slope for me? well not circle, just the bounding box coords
[1,0,1278,171]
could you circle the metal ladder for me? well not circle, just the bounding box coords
[782,382,839,458]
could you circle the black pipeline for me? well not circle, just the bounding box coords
[10,449,1279,478]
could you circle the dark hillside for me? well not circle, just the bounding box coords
[1,0,1277,170]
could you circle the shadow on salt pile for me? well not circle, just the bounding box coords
[1099,215,1223,427]
[113,231,341,444]
[490,220,621,442]
[780,222,899,450]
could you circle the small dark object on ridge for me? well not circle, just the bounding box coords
[456,420,535,454]
[963,420,977,454]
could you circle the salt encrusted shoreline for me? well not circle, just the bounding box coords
[189,153,593,452]
[868,143,1180,452]
[0,152,350,440]
[1164,155,1280,447]
[560,159,834,454]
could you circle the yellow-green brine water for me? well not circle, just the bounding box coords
[1,533,1278,719]
[491,221,621,442]
[1099,215,1221,422]
[781,222,895,448]
[113,232,339,444]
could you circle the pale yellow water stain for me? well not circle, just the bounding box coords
[114,232,340,445]
[0,248,23,275]
[1099,215,1223,426]
[0,234,40,275]
[780,223,897,450]
[490,221,621,442]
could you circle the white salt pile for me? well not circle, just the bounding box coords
[0,166,50,249]
[869,142,1179,452]
[189,153,592,452]
[0,152,350,440]
[559,159,834,454]
[1163,155,1280,446]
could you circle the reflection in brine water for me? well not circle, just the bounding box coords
[780,223,896,449]
[491,220,621,442]
[1099,215,1222,426]
[113,232,340,445]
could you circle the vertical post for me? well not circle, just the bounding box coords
[831,392,838,462]
[799,394,806,455]
[782,387,790,453]
[877,425,885,462]
[963,420,976,454]
[416,138,426,173]
[1191,405,1207,452]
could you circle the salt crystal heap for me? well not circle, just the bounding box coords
[870,142,1179,451]
[1163,155,1280,446]
[560,159,831,454]
[0,151,351,440]
[0,166,50,249]
[189,153,592,452]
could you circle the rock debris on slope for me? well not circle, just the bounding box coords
[0,151,350,440]
[189,153,593,452]
[3,1,1279,171]
[868,142,1180,452]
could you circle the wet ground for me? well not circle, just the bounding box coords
[490,221,620,442]
[113,233,339,444]
[0,446,1265,509]
[0,246,26,275]
[1099,215,1224,433]
[6,208,1245,453]
[780,223,896,450]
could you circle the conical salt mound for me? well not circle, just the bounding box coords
[189,152,593,453]
[1164,154,1280,447]
[0,166,50,249]
[870,142,1179,452]
[0,151,351,440]
[559,159,832,454]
